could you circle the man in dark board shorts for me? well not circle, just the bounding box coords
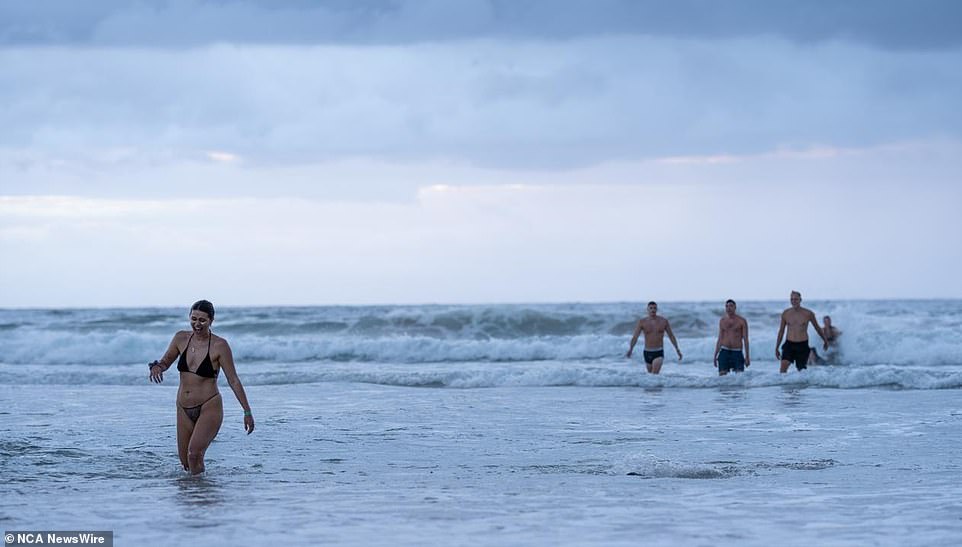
[714,299,750,376]
[775,291,828,372]
[626,301,683,374]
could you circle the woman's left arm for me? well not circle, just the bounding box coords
[217,339,255,434]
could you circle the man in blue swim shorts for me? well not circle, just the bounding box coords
[713,299,750,375]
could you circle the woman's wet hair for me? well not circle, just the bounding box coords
[190,300,215,319]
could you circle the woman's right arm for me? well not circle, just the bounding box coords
[148,333,183,383]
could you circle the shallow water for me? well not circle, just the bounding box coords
[2,301,960,545]
[2,382,960,546]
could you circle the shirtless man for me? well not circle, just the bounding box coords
[809,315,841,365]
[775,291,827,373]
[822,316,841,344]
[713,299,750,376]
[625,301,683,374]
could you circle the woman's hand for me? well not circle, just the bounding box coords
[148,361,165,383]
[244,412,255,434]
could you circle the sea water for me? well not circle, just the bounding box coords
[1,301,960,545]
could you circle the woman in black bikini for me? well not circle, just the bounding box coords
[148,300,254,474]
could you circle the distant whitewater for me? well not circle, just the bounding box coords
[1,300,960,389]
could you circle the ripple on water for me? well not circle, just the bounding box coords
[623,458,838,479]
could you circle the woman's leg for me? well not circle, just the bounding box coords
[176,406,194,472]
[186,394,224,475]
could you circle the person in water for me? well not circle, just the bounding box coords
[775,291,828,373]
[713,299,750,376]
[625,301,683,374]
[148,300,254,474]
[809,315,841,365]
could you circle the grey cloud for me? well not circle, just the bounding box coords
[2,0,961,50]
[1,37,960,172]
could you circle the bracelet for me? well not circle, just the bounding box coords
[244,410,252,416]
[148,360,161,370]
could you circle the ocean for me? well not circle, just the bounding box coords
[1,300,960,546]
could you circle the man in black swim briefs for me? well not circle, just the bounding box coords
[642,348,664,366]
[626,301,683,374]
[775,291,828,373]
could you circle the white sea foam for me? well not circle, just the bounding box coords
[3,361,960,390]
[0,300,958,370]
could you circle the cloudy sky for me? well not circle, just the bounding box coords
[1,0,961,307]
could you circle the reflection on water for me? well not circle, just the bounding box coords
[175,474,226,510]
[715,386,746,404]
[780,386,806,408]
[640,386,667,412]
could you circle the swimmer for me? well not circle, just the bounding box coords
[809,315,841,365]
[148,300,254,474]
[713,299,750,376]
[626,301,683,374]
[775,291,828,373]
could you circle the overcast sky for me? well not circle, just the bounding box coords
[1,0,961,307]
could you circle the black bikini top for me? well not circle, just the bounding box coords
[177,333,218,378]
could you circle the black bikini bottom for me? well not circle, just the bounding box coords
[180,393,220,423]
